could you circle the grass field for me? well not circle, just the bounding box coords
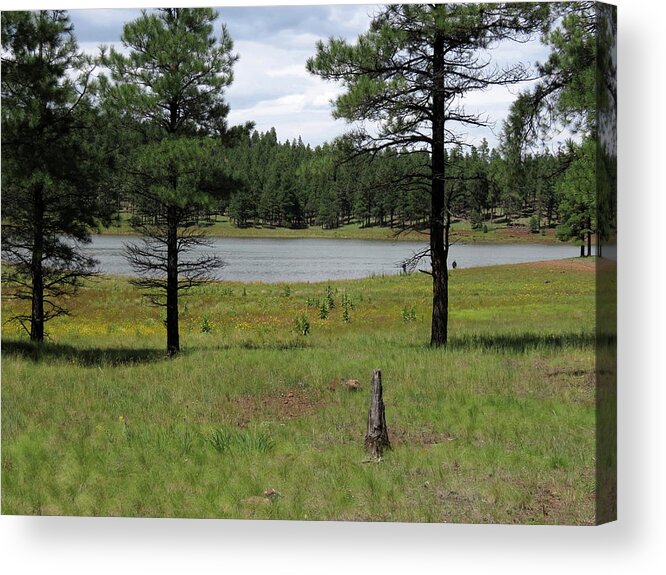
[101,213,564,244]
[1,259,605,523]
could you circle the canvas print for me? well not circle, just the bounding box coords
[1,2,616,524]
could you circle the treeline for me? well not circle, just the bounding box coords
[216,129,569,233]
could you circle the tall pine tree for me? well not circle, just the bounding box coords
[102,8,238,356]
[308,3,547,346]
[2,10,111,341]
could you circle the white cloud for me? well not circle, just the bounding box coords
[66,4,551,149]
[266,64,309,79]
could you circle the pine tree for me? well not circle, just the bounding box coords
[103,8,238,356]
[1,10,111,341]
[308,3,546,346]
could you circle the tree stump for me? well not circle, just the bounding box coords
[365,369,391,460]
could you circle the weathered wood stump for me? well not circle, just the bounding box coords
[364,369,391,460]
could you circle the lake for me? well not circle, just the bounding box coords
[83,235,589,283]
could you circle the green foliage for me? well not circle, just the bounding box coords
[201,315,212,334]
[131,137,228,213]
[556,138,596,244]
[223,130,430,231]
[1,10,114,339]
[529,216,540,234]
[341,292,353,324]
[293,314,310,336]
[470,210,483,230]
[402,306,417,322]
[325,284,336,310]
[104,7,236,139]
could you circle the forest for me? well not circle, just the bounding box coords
[223,130,566,236]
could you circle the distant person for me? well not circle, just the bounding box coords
[452,260,457,269]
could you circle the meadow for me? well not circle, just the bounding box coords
[1,259,604,524]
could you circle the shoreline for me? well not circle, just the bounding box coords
[88,256,603,287]
[95,220,570,246]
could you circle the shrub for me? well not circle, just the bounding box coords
[294,313,310,335]
[470,209,483,230]
[201,314,212,333]
[402,306,417,322]
[325,284,335,309]
[341,292,353,323]
[529,216,540,233]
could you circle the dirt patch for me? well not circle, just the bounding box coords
[328,378,361,392]
[510,485,567,524]
[231,387,322,426]
[390,427,456,447]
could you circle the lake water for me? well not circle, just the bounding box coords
[83,235,587,283]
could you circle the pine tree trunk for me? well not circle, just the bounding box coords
[30,184,45,342]
[166,207,180,356]
[587,231,592,257]
[365,369,390,460]
[430,30,448,348]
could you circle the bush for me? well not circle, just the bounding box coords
[325,284,335,309]
[529,216,539,233]
[341,292,353,323]
[470,209,483,230]
[402,306,417,322]
[293,313,310,335]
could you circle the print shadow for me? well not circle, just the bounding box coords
[442,331,612,352]
[1,339,170,367]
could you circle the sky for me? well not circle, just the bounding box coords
[63,2,551,149]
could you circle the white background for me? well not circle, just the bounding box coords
[1,1,664,573]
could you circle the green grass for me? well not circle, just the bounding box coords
[1,259,607,523]
[99,212,564,244]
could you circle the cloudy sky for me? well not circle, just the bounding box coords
[62,2,551,149]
